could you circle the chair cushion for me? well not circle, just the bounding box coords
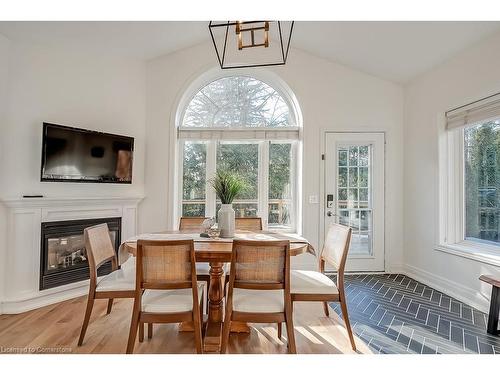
[231,288,284,313]
[291,270,338,295]
[96,260,136,292]
[120,256,136,272]
[141,282,205,313]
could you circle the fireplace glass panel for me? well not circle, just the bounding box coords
[40,217,121,290]
[46,231,117,274]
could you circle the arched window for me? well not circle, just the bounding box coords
[182,76,295,128]
[177,74,301,232]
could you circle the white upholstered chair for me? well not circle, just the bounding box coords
[126,239,204,354]
[221,239,296,354]
[78,223,136,346]
[289,223,356,351]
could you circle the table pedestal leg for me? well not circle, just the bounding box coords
[203,262,224,353]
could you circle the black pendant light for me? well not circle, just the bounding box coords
[209,21,294,69]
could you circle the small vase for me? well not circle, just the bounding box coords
[218,203,235,238]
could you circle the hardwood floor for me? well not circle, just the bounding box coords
[0,296,371,354]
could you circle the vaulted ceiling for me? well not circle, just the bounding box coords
[0,21,499,83]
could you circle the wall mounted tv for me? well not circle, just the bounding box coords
[41,123,134,183]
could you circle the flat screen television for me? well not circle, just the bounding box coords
[41,123,134,183]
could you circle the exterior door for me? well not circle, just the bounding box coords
[324,132,385,272]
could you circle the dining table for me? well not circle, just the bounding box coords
[119,229,315,353]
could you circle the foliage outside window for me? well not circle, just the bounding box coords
[464,121,500,245]
[182,140,296,230]
[182,76,294,128]
[268,143,292,228]
[216,142,259,218]
[182,142,206,217]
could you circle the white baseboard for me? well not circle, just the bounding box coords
[0,284,88,315]
[399,263,490,313]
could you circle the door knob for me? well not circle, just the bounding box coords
[327,211,333,217]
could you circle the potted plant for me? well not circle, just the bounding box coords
[209,169,245,238]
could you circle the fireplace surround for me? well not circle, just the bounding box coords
[0,196,141,314]
[40,217,121,290]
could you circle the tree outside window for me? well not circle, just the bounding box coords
[464,120,500,244]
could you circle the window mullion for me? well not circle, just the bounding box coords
[259,141,269,229]
[177,140,185,224]
[206,141,217,218]
[291,140,298,233]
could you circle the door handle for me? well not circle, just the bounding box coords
[326,211,337,217]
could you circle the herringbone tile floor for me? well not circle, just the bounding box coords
[328,274,500,354]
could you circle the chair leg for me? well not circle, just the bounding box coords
[205,280,210,313]
[200,291,205,322]
[193,314,203,354]
[78,293,95,346]
[139,323,144,342]
[106,298,114,315]
[323,301,330,317]
[126,299,140,354]
[340,299,356,351]
[285,304,296,354]
[220,311,232,354]
[148,323,153,339]
[224,275,229,297]
[277,323,282,340]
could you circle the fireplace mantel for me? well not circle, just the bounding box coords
[0,196,143,314]
[2,196,143,209]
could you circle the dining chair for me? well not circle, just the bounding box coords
[235,217,263,231]
[126,239,204,354]
[224,217,264,287]
[179,216,208,231]
[221,239,296,354]
[289,223,356,351]
[78,223,136,346]
[179,216,211,311]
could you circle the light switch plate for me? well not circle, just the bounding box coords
[308,195,319,204]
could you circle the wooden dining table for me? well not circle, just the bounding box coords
[119,229,315,353]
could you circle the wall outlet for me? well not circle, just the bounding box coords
[308,195,319,204]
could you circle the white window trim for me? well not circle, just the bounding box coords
[171,68,303,234]
[436,114,500,267]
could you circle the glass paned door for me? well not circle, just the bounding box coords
[337,145,373,256]
[325,133,385,271]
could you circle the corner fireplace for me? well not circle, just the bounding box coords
[40,217,121,290]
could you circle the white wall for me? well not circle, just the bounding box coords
[1,42,146,201]
[404,31,500,312]
[0,33,10,305]
[0,38,146,312]
[141,42,404,270]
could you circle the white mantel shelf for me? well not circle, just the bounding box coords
[1,196,144,208]
[0,196,143,315]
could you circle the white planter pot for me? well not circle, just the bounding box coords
[218,203,235,238]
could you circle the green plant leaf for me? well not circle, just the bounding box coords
[209,169,246,204]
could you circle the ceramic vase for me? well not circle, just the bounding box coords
[218,203,235,238]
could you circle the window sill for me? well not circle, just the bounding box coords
[435,242,500,267]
